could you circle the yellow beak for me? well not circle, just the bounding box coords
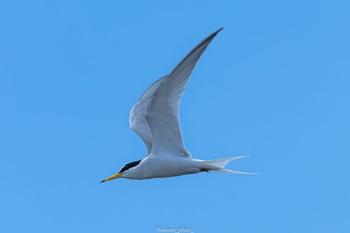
[100,173,122,183]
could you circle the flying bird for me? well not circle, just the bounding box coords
[101,28,250,182]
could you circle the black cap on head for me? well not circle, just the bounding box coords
[119,160,142,173]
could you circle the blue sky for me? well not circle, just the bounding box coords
[1,0,349,232]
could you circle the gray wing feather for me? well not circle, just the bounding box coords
[129,76,166,155]
[145,28,223,157]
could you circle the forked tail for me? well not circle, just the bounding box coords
[197,156,254,174]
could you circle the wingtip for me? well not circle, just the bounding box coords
[206,27,224,41]
[213,27,224,35]
[100,179,105,183]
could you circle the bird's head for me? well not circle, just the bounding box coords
[100,160,142,183]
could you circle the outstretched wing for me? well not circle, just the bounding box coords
[145,28,223,157]
[129,76,166,155]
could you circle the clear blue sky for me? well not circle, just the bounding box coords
[1,1,349,233]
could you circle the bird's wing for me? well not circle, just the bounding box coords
[145,28,223,157]
[129,76,166,155]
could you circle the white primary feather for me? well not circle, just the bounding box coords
[129,28,223,158]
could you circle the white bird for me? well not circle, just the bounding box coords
[101,28,249,182]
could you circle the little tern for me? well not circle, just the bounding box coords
[101,28,249,182]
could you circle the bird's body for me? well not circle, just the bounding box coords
[122,155,200,180]
[101,28,250,183]
[122,155,246,180]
